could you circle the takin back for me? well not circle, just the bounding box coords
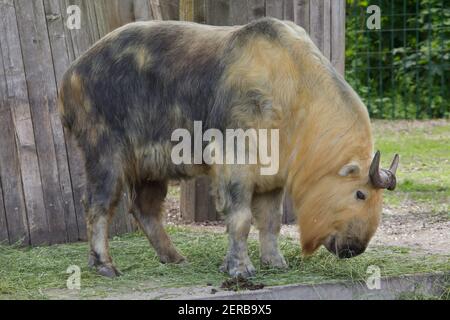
[59,18,399,278]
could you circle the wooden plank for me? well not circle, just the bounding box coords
[15,0,70,244]
[133,0,152,21]
[205,0,230,26]
[0,178,8,243]
[283,0,295,21]
[60,0,93,241]
[331,0,345,75]
[180,181,195,222]
[193,0,206,23]
[179,0,195,21]
[180,178,217,222]
[115,0,135,26]
[294,0,310,32]
[230,0,248,25]
[322,0,331,60]
[43,0,81,242]
[159,0,179,20]
[66,138,87,240]
[180,0,206,24]
[93,0,112,37]
[0,46,11,244]
[309,0,324,52]
[85,0,101,43]
[266,0,284,19]
[149,0,163,20]
[247,0,265,21]
[0,0,49,245]
[0,107,29,244]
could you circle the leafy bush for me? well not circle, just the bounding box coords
[346,0,449,119]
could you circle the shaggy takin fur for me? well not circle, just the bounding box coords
[59,18,386,278]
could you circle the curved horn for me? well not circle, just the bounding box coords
[369,151,399,191]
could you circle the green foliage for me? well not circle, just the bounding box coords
[346,0,450,119]
[373,120,449,216]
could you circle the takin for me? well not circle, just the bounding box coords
[58,18,399,278]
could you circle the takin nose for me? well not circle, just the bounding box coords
[326,237,366,259]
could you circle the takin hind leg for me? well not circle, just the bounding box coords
[132,181,185,264]
[85,170,123,278]
[252,188,287,269]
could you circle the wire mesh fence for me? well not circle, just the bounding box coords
[345,0,449,119]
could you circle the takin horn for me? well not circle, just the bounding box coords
[369,151,399,191]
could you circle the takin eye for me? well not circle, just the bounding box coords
[356,191,367,201]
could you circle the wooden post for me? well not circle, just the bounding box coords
[179,0,218,223]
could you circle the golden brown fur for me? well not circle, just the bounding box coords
[59,18,383,278]
[220,19,382,255]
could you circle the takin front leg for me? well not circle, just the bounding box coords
[252,188,287,269]
[218,180,256,278]
[85,170,123,278]
[132,181,185,264]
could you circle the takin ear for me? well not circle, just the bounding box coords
[338,162,361,177]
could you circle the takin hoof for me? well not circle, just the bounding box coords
[159,250,186,264]
[88,252,121,278]
[261,253,288,269]
[97,264,122,278]
[220,258,256,278]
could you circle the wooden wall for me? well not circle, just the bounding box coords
[179,0,346,223]
[0,0,178,245]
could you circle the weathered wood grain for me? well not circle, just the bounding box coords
[309,0,324,52]
[43,0,80,242]
[266,0,284,19]
[159,0,178,20]
[0,177,8,243]
[206,0,230,25]
[247,0,265,21]
[149,0,164,20]
[15,0,70,244]
[283,0,294,21]
[133,0,151,21]
[0,0,49,245]
[331,0,345,75]
[0,45,11,244]
[230,0,248,25]
[294,0,310,32]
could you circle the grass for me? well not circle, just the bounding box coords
[0,227,449,300]
[373,120,449,218]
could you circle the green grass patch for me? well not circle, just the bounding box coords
[373,121,449,216]
[0,227,448,300]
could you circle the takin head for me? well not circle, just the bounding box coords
[298,151,399,259]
